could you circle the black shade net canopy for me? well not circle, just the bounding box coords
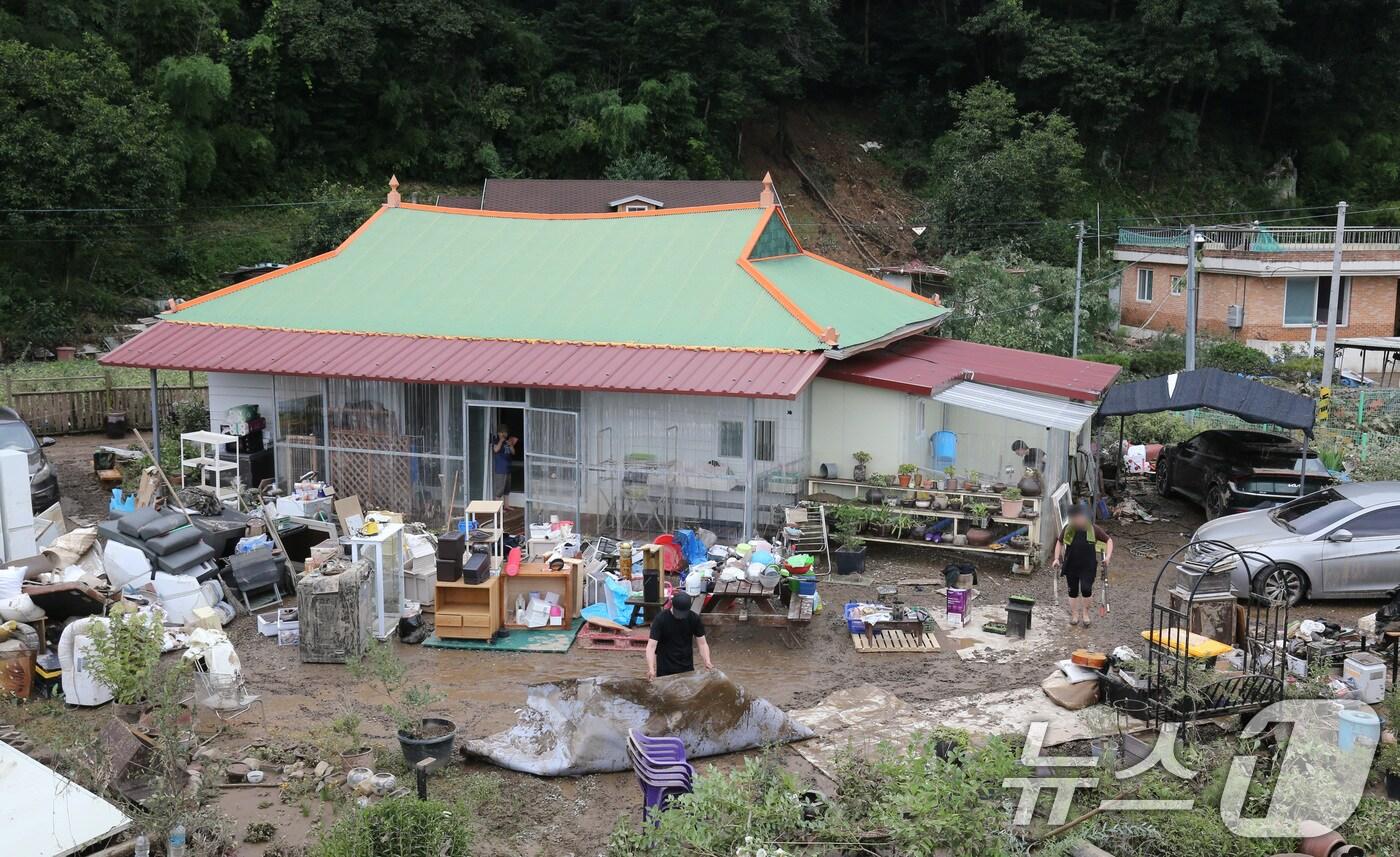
[1097,367,1315,436]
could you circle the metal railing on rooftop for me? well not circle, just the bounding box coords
[1118,225,1400,251]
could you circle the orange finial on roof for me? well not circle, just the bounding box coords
[759,172,776,208]
[387,175,401,208]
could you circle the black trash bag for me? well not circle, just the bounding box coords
[398,613,429,645]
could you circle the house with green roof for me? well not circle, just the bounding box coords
[104,175,1114,549]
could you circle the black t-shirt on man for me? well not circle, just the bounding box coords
[649,609,705,677]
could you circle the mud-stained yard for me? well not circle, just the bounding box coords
[21,434,1381,855]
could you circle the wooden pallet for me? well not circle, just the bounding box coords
[578,624,650,652]
[850,630,939,654]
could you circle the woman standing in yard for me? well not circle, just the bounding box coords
[1052,504,1113,628]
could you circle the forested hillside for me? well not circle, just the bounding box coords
[4,0,1400,352]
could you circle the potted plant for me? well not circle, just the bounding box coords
[1017,466,1043,497]
[1116,657,1153,691]
[966,470,981,491]
[865,473,890,506]
[85,608,164,720]
[1378,743,1400,800]
[965,502,994,546]
[897,463,918,488]
[946,493,963,511]
[852,451,872,482]
[329,712,374,769]
[833,530,866,574]
[914,491,932,509]
[352,642,455,769]
[942,464,958,491]
[1000,486,1024,518]
[891,513,916,540]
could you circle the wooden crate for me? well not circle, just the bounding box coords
[850,630,939,654]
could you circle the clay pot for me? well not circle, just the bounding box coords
[952,534,968,546]
[853,464,867,482]
[866,487,885,506]
[1299,822,1362,857]
[1017,471,1043,497]
[1000,499,1025,518]
[965,527,994,547]
[897,474,912,487]
[341,747,374,769]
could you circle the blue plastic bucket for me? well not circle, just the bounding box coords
[796,575,818,596]
[1339,708,1381,750]
[931,431,957,471]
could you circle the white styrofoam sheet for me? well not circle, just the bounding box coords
[0,740,131,857]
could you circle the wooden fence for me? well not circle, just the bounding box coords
[3,373,208,436]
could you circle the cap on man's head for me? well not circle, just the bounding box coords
[670,591,693,615]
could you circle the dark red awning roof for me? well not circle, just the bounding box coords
[103,323,825,399]
[821,337,1120,401]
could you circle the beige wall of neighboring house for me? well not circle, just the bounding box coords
[1120,263,1400,342]
[1114,227,1400,370]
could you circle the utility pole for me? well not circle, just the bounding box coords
[1072,221,1086,357]
[1184,225,1198,371]
[1319,201,1348,401]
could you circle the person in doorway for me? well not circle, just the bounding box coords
[1052,503,1113,628]
[491,426,517,509]
[1011,439,1045,472]
[646,591,713,680]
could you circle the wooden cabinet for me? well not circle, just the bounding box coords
[434,575,501,640]
[500,563,575,630]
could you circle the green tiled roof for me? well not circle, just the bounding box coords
[752,254,941,348]
[169,204,943,351]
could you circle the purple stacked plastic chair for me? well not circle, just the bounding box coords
[627,729,695,820]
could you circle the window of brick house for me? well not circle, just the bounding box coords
[1283,276,1350,326]
[1136,268,1154,302]
[1170,275,1184,296]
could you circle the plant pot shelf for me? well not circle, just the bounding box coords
[808,477,1044,571]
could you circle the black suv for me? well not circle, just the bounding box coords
[1156,429,1335,519]
[0,406,60,512]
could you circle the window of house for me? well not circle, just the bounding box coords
[718,419,776,461]
[1170,275,1184,296]
[1283,276,1350,326]
[624,204,649,213]
[1136,268,1153,302]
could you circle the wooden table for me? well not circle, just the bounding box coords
[701,579,811,647]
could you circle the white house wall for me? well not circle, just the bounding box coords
[207,372,275,434]
[809,378,913,477]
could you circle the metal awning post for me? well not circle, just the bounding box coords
[1118,415,1126,493]
[1298,433,1310,497]
[149,369,161,456]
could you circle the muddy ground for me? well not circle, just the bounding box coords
[32,433,1382,855]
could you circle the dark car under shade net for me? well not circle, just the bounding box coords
[1095,367,1316,436]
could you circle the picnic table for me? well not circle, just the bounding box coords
[625,578,813,645]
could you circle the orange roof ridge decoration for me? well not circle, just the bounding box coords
[737,208,833,344]
[399,200,763,220]
[171,205,390,314]
[158,319,808,354]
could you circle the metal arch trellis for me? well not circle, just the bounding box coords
[1144,540,1290,729]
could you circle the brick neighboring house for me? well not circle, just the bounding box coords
[1114,225,1400,362]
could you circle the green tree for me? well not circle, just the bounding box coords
[926,80,1085,261]
[938,251,1112,356]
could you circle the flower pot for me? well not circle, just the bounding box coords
[952,534,968,546]
[897,474,912,487]
[865,487,885,506]
[397,717,457,771]
[943,477,958,490]
[1388,770,1400,800]
[961,481,976,491]
[965,527,994,547]
[1000,499,1024,518]
[834,545,867,574]
[852,464,867,482]
[1017,471,1043,497]
[55,346,76,361]
[341,747,375,769]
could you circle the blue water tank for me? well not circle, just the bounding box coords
[931,431,957,472]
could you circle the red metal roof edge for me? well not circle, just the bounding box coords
[821,337,1121,401]
[102,323,826,399]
